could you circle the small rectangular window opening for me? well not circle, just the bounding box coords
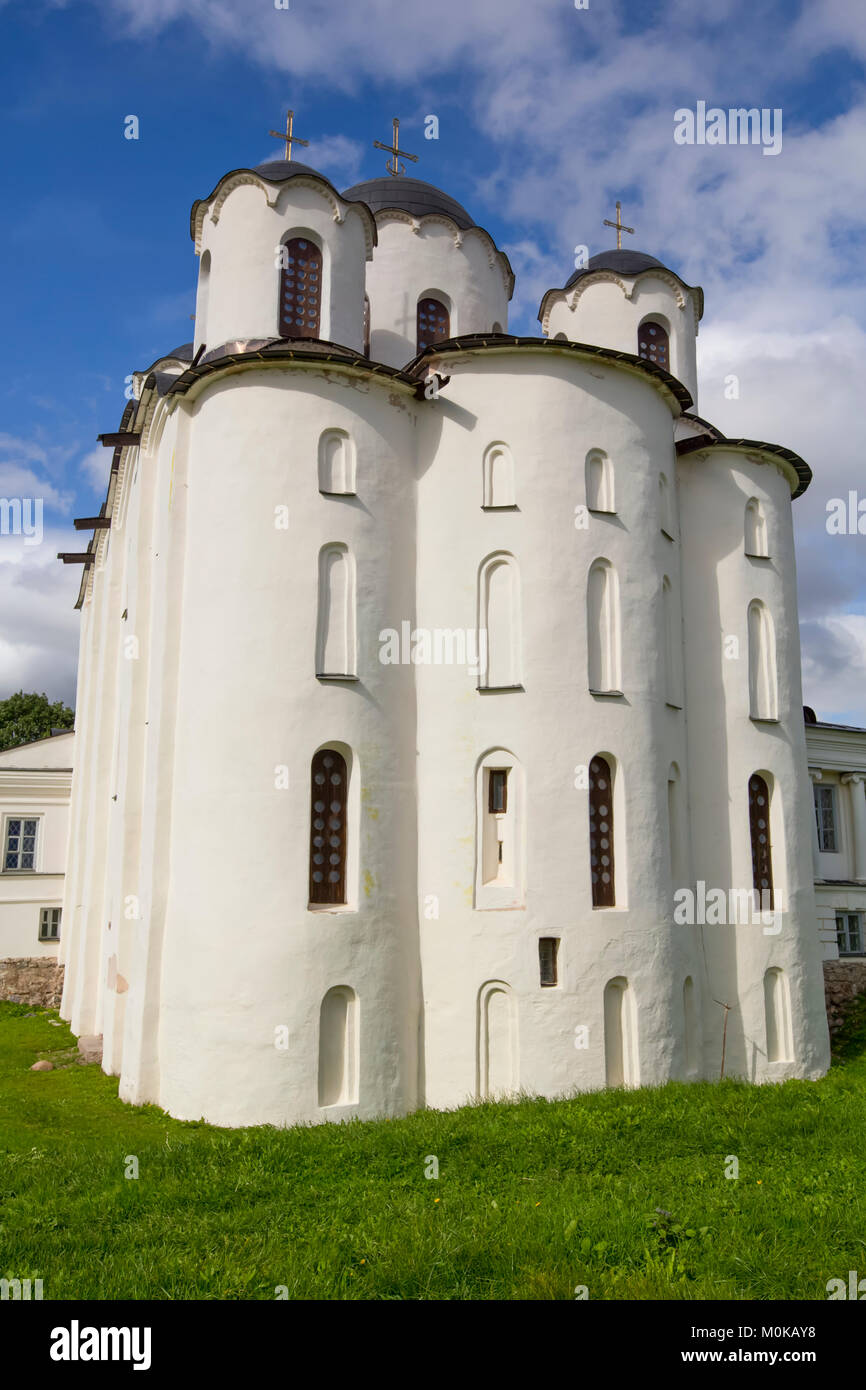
[488,769,508,815]
[39,907,61,942]
[539,937,559,987]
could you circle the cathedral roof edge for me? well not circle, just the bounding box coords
[676,432,811,499]
[406,334,694,413]
[189,167,378,248]
[72,399,135,610]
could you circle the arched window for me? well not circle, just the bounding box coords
[748,600,778,719]
[585,449,614,513]
[417,296,449,353]
[363,295,371,357]
[638,319,669,370]
[279,237,322,339]
[478,554,522,689]
[763,967,792,1063]
[316,544,356,677]
[318,429,356,495]
[745,498,769,557]
[587,559,620,693]
[318,985,358,1105]
[309,749,348,905]
[492,321,503,334]
[749,772,774,908]
[589,755,615,907]
[477,980,518,1099]
[482,443,515,508]
[604,977,637,1086]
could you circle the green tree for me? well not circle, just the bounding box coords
[0,691,74,752]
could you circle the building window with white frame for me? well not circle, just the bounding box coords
[4,817,39,871]
[814,784,838,852]
[39,907,61,942]
[836,912,863,955]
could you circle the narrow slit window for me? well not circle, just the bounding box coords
[749,773,774,908]
[488,769,508,814]
[539,937,559,987]
[309,749,348,905]
[589,757,615,907]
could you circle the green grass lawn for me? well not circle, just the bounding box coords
[1,999,865,1300]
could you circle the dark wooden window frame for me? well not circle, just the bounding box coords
[417,296,450,354]
[280,237,323,340]
[488,768,508,815]
[749,773,774,907]
[637,319,669,371]
[309,749,348,905]
[589,756,615,907]
[539,937,559,987]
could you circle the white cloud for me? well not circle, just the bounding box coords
[0,525,82,706]
[79,446,112,492]
[801,615,866,724]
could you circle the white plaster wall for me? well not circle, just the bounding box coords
[60,352,833,1127]
[679,448,830,1082]
[413,349,704,1108]
[545,275,700,407]
[151,367,421,1126]
[119,405,191,1107]
[99,437,159,1076]
[816,886,866,959]
[59,608,92,979]
[196,180,370,352]
[0,895,63,958]
[1,736,73,959]
[58,517,127,1039]
[366,218,509,369]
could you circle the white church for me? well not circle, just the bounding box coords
[52,122,835,1127]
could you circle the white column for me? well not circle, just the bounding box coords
[842,774,866,882]
[808,769,823,881]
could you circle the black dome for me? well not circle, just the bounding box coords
[566,249,667,290]
[255,159,333,184]
[341,176,475,230]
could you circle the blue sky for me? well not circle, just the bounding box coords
[1,0,865,718]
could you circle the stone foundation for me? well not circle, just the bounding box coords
[0,957,65,1009]
[823,959,866,1037]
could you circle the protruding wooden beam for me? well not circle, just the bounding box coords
[57,552,95,565]
[73,517,111,531]
[97,432,141,447]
